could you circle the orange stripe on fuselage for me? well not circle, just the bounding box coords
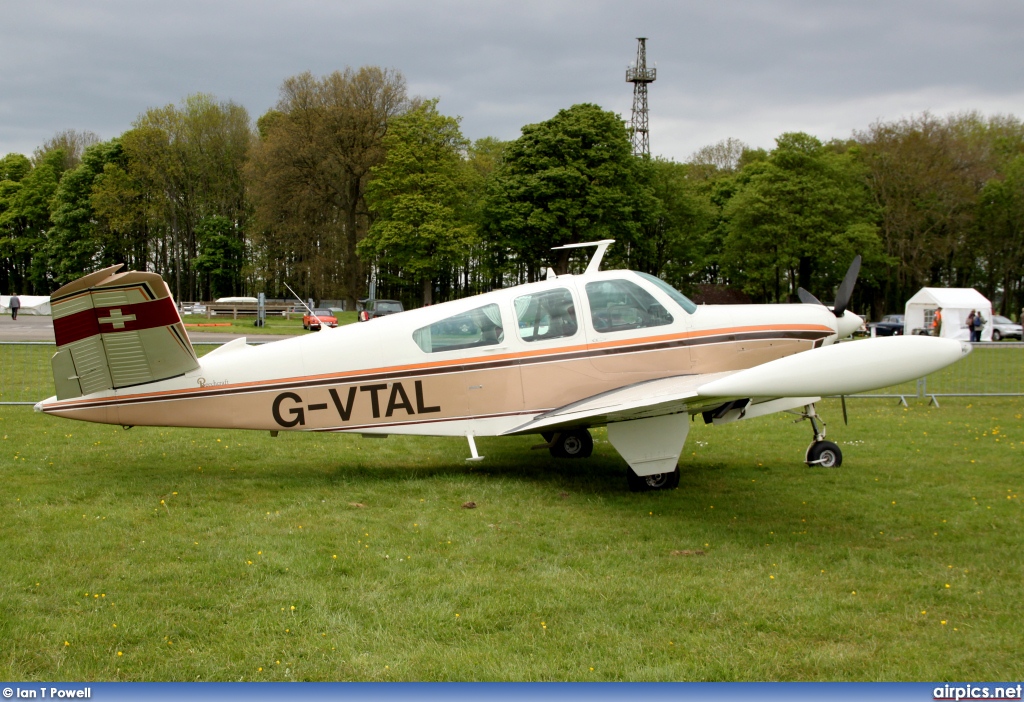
[41,323,833,410]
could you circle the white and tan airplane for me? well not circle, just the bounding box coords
[35,241,969,491]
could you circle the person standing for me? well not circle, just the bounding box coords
[966,310,976,342]
[931,308,942,337]
[973,308,985,342]
[9,293,20,321]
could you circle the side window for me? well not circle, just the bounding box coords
[514,288,578,342]
[585,279,674,333]
[413,304,504,353]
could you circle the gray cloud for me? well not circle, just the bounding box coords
[3,0,1023,161]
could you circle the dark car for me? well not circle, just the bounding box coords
[357,299,404,322]
[871,314,904,336]
[302,309,338,331]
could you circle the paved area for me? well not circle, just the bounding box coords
[0,314,292,344]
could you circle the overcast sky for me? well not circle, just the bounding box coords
[3,0,1024,162]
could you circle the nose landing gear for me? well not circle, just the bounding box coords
[792,403,843,468]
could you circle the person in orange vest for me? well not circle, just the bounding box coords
[931,308,942,337]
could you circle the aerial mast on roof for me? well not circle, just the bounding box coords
[626,37,656,158]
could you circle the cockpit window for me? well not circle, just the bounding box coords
[514,288,578,342]
[586,279,674,333]
[634,272,698,314]
[413,304,504,353]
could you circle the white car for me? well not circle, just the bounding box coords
[991,315,1022,341]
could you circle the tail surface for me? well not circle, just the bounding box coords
[50,265,199,400]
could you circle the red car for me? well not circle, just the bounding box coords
[302,309,338,331]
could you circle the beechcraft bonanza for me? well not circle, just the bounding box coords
[36,241,970,491]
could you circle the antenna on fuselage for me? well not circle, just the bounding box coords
[283,281,326,329]
[551,239,616,275]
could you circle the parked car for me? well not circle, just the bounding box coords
[357,298,404,322]
[870,314,905,336]
[302,309,338,331]
[991,315,1023,341]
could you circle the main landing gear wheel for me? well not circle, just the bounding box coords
[627,468,680,492]
[806,440,842,468]
[548,429,594,459]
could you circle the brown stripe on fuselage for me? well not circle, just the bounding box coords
[44,325,831,410]
[40,325,832,431]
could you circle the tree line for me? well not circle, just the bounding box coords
[2,65,1023,319]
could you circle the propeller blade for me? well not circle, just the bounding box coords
[832,255,862,318]
[841,395,848,426]
[797,288,825,306]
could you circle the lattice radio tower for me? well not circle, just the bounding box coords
[626,37,656,157]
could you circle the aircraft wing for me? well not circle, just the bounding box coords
[504,372,746,435]
[503,336,969,476]
[507,334,970,436]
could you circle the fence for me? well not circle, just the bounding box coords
[841,341,1024,406]
[2,340,1022,406]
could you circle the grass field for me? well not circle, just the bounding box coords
[1,394,1022,681]
[181,311,359,336]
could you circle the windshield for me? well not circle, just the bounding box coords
[634,272,697,314]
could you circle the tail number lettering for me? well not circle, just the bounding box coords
[272,381,441,427]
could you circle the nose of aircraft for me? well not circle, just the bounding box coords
[836,310,864,339]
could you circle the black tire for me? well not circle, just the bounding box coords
[992,330,1001,341]
[627,468,680,492]
[548,429,593,459]
[806,440,842,468]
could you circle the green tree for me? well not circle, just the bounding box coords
[45,139,127,285]
[0,150,65,293]
[33,129,101,172]
[358,100,476,305]
[631,158,714,291]
[974,154,1024,316]
[116,94,252,301]
[722,133,882,304]
[246,67,409,306]
[193,215,244,300]
[483,103,650,277]
[853,113,999,312]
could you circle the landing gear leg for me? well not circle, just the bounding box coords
[793,402,843,468]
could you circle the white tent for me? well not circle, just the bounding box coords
[1,294,52,316]
[904,287,992,341]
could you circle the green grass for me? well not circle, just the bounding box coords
[180,311,359,336]
[1,396,1022,681]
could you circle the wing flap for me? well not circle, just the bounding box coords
[503,372,736,435]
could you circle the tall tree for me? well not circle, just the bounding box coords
[721,133,882,304]
[974,154,1024,315]
[246,67,408,306]
[358,100,476,305]
[127,94,252,300]
[483,103,651,277]
[34,129,101,172]
[0,150,65,293]
[45,139,126,285]
[854,113,997,312]
[630,158,714,291]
